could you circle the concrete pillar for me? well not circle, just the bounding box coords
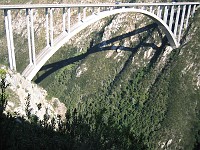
[7,10,16,70]
[30,9,36,65]
[63,7,66,32]
[159,6,163,18]
[174,5,181,36]
[157,6,161,17]
[4,10,12,70]
[78,7,81,22]
[4,9,16,71]
[50,8,53,46]
[45,8,49,46]
[192,5,196,16]
[185,5,191,28]
[169,5,174,30]
[67,8,70,33]
[150,6,153,13]
[178,5,186,42]
[163,6,168,23]
[97,7,100,13]
[26,9,32,65]
[83,7,86,20]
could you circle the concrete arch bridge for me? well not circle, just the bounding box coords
[0,2,199,80]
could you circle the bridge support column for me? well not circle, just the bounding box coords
[163,6,168,23]
[30,9,36,65]
[4,9,16,71]
[83,7,86,20]
[78,7,81,23]
[174,5,181,36]
[160,6,163,19]
[192,5,196,16]
[50,8,54,46]
[63,7,66,32]
[169,5,174,30]
[178,5,186,42]
[45,8,49,46]
[157,6,161,18]
[26,9,33,65]
[97,7,100,14]
[149,6,153,13]
[67,8,70,33]
[185,5,191,28]
[26,8,36,65]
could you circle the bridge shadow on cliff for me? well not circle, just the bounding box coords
[34,23,168,84]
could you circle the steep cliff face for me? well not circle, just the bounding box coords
[1,0,200,149]
[1,66,66,120]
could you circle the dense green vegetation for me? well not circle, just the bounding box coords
[1,74,147,149]
[34,8,200,150]
[1,0,200,149]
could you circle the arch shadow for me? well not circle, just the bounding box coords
[23,7,180,81]
[34,23,168,84]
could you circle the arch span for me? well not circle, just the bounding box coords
[22,8,179,81]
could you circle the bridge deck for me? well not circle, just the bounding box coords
[0,2,199,9]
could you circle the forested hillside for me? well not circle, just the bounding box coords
[0,0,200,149]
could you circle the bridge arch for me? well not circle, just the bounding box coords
[23,8,179,80]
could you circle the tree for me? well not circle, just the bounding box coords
[0,69,8,117]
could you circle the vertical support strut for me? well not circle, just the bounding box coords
[50,8,53,46]
[30,9,36,65]
[63,7,66,32]
[4,10,12,69]
[159,6,163,18]
[97,7,100,13]
[157,6,161,17]
[150,6,153,13]
[185,5,191,28]
[169,5,174,30]
[45,8,49,46]
[7,10,16,70]
[4,9,16,71]
[78,7,81,23]
[26,9,32,65]
[174,5,181,36]
[83,7,86,20]
[163,6,168,23]
[67,7,70,33]
[192,5,196,16]
[178,5,186,42]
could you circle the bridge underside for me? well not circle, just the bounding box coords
[1,3,199,80]
[22,8,181,81]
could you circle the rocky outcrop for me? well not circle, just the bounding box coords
[1,66,66,120]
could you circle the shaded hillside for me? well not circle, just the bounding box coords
[34,4,200,150]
